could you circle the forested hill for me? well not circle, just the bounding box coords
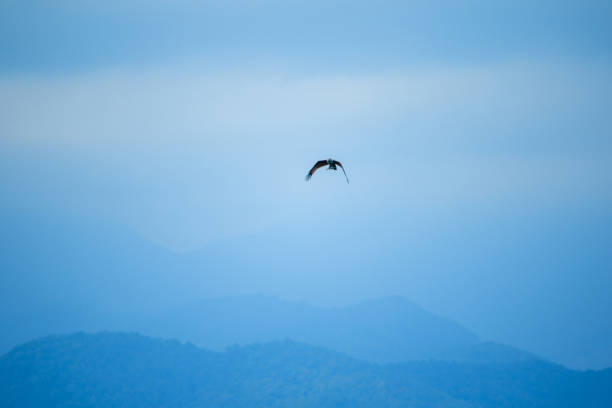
[1,332,611,408]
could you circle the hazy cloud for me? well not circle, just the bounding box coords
[1,60,611,249]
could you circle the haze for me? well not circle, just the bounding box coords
[1,0,612,371]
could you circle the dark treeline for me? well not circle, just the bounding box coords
[1,332,611,408]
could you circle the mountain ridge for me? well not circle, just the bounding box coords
[143,295,528,365]
[2,211,608,369]
[2,332,611,408]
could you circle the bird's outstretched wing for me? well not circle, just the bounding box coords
[333,160,350,184]
[305,160,329,181]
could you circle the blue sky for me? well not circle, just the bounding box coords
[1,0,612,368]
[1,1,612,70]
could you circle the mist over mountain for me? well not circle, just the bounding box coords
[0,211,541,367]
[431,341,541,365]
[1,210,610,369]
[0,211,184,352]
[2,332,611,408]
[143,295,483,363]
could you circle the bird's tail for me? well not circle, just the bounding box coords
[340,166,349,184]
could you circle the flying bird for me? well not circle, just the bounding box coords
[305,158,349,184]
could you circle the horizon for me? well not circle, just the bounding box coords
[2,3,612,403]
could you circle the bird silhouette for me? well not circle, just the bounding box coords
[305,159,349,184]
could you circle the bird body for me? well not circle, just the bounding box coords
[306,158,349,183]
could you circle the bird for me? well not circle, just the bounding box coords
[305,158,349,184]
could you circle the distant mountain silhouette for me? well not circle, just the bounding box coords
[2,211,608,369]
[2,332,611,408]
[0,213,541,365]
[0,212,187,353]
[144,295,518,364]
[431,341,542,364]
